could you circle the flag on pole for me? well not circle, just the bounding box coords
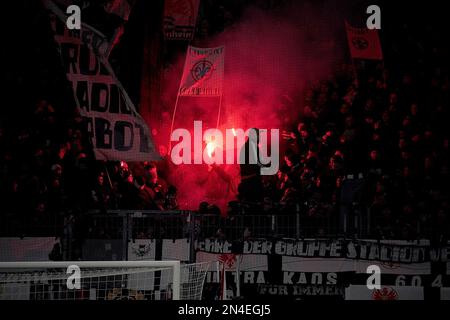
[345,21,383,60]
[178,46,224,97]
[164,0,201,41]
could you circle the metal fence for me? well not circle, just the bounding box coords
[57,209,352,261]
[0,208,369,238]
[76,210,344,239]
[0,207,433,261]
[0,211,64,237]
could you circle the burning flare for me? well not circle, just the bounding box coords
[206,141,216,157]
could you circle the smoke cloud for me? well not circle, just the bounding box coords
[159,1,346,212]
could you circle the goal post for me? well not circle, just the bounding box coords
[0,261,210,300]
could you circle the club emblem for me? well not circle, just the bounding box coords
[132,244,152,258]
[191,60,214,81]
[372,287,398,300]
[352,37,369,50]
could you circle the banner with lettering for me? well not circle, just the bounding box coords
[178,46,224,96]
[45,0,160,162]
[195,239,449,263]
[163,0,201,41]
[196,239,444,299]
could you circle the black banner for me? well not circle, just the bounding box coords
[196,239,450,263]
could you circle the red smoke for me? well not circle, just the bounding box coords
[157,2,344,212]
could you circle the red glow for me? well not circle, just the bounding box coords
[152,3,339,212]
[206,140,216,157]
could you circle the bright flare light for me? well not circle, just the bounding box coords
[206,141,216,157]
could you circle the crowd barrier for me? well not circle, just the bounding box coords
[1,207,427,261]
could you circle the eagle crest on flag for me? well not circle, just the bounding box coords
[351,37,369,50]
[131,244,152,258]
[345,21,383,60]
[191,60,215,82]
[372,287,399,300]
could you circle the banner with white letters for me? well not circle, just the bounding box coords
[44,0,160,162]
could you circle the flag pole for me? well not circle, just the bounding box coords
[169,92,181,151]
[216,94,223,128]
[169,43,191,152]
[102,162,118,209]
[216,46,225,129]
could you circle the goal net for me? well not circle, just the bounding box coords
[0,261,210,300]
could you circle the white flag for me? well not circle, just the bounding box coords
[179,46,224,97]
